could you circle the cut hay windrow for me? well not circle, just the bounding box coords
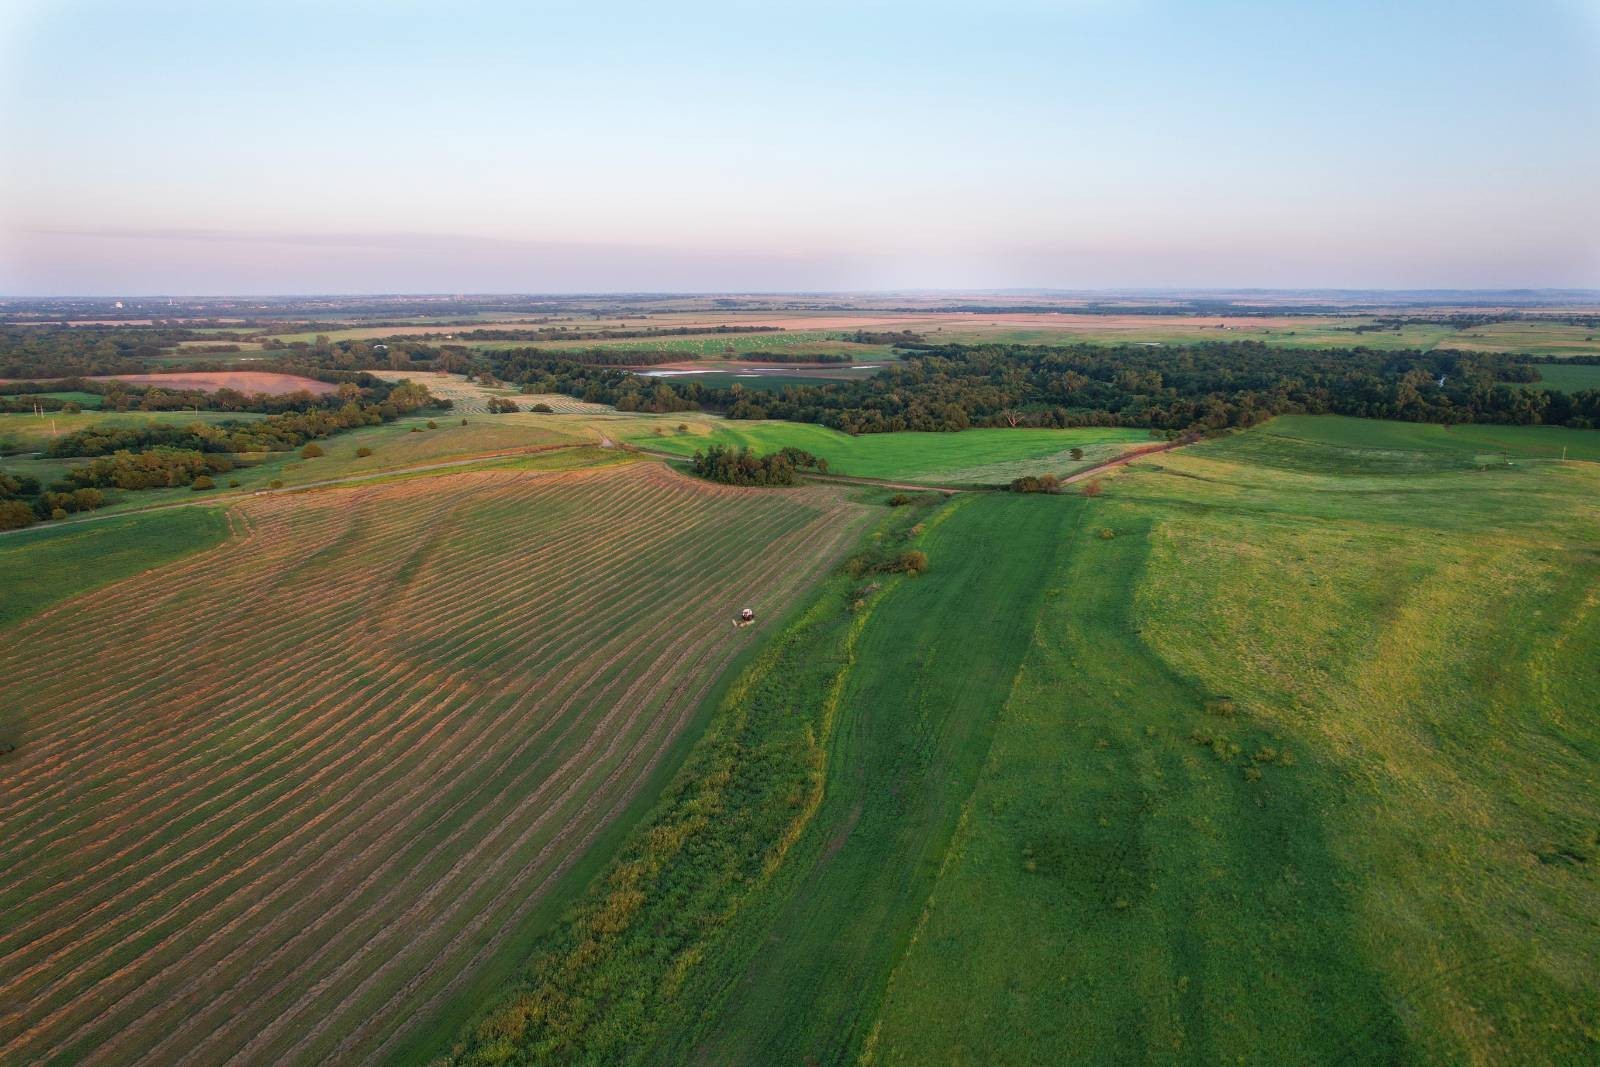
[0,471,712,823]
[3,473,838,966]
[0,463,869,1065]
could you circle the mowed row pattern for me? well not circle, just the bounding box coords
[0,462,867,1065]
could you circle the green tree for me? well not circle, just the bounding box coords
[0,500,34,530]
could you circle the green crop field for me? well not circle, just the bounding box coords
[1527,363,1600,393]
[7,390,105,408]
[1256,413,1600,463]
[626,418,1154,484]
[453,415,1599,1065]
[0,507,231,628]
[0,462,871,1065]
[0,408,268,454]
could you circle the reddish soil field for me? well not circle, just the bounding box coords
[90,371,339,395]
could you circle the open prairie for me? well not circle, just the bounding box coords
[329,310,1600,358]
[451,417,1599,1066]
[0,461,869,1065]
[626,418,1154,484]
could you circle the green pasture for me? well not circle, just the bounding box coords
[627,419,1153,484]
[8,390,105,408]
[0,408,268,454]
[0,507,231,629]
[1527,363,1600,393]
[457,413,1600,1065]
[1257,413,1600,463]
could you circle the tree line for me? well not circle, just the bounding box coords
[479,342,1600,434]
[44,379,437,458]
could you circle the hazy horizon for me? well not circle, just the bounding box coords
[3,0,1598,295]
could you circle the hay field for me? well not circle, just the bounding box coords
[0,462,869,1065]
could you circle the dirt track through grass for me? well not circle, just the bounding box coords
[0,463,868,1065]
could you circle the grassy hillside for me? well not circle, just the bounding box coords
[456,415,1599,1065]
[0,507,231,629]
[627,419,1152,484]
[871,423,1600,1064]
[0,463,869,1065]
[1259,413,1600,461]
[1,410,595,520]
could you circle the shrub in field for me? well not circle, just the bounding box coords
[530,402,554,413]
[461,417,468,425]
[677,423,689,433]
[356,446,373,457]
[51,507,67,520]
[487,397,520,414]
[0,500,36,529]
[192,475,215,491]
[843,543,930,578]
[410,426,421,433]
[426,419,438,429]
[1098,528,1116,540]
[888,493,913,507]
[228,479,240,488]
[1010,474,1060,494]
[1080,479,1104,497]
[300,442,325,459]
[269,479,283,489]
[1070,447,1084,460]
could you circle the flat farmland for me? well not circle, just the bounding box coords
[0,408,270,453]
[370,371,616,416]
[627,418,1154,484]
[1527,363,1600,393]
[93,371,340,395]
[0,462,869,1065]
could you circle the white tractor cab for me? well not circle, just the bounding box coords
[734,607,756,628]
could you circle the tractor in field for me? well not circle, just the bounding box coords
[733,607,756,628]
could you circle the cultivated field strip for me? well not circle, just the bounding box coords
[0,462,867,1064]
[369,370,612,416]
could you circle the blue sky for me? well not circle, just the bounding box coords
[1,0,1597,294]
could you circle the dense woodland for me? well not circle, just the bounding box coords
[0,327,218,378]
[485,342,1600,433]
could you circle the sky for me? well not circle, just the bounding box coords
[1,0,1597,295]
